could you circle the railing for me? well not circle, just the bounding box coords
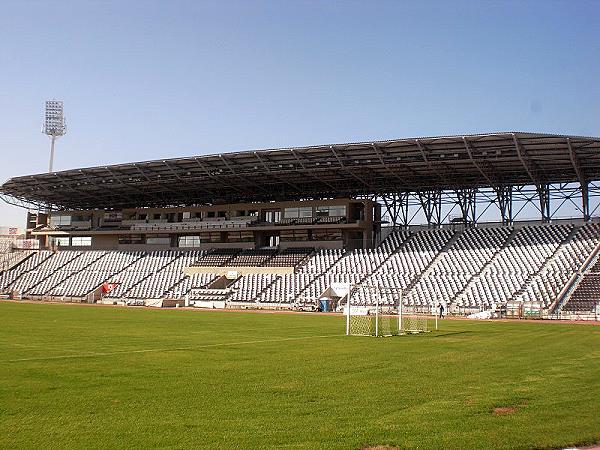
[130,220,253,231]
[0,250,34,272]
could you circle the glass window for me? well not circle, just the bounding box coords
[71,236,92,246]
[179,236,200,247]
[284,206,314,218]
[146,235,170,245]
[311,229,342,241]
[212,233,221,242]
[51,236,70,247]
[330,205,346,216]
[118,234,144,244]
[227,231,242,242]
[49,215,72,226]
[316,205,346,217]
[104,211,122,222]
[279,229,309,241]
[298,207,313,217]
[265,210,280,222]
[284,207,298,218]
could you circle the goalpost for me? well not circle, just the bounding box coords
[345,284,430,336]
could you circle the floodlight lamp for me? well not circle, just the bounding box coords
[43,100,66,137]
[42,100,67,173]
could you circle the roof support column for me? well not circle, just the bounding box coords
[582,182,590,222]
[495,186,513,226]
[567,138,590,222]
[455,188,476,226]
[381,196,397,230]
[381,193,409,229]
[399,192,409,228]
[513,134,550,223]
[418,190,442,228]
[538,184,551,223]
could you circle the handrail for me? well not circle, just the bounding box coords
[580,240,600,273]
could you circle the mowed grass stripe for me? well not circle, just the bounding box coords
[1,301,599,450]
[1,334,342,363]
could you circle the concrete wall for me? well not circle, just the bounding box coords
[93,235,119,250]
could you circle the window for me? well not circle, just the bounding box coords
[200,232,222,242]
[49,215,71,227]
[284,207,298,218]
[284,206,313,218]
[265,210,281,222]
[312,229,342,241]
[228,231,242,242]
[227,231,253,243]
[104,211,122,222]
[179,236,200,247]
[313,229,333,241]
[146,234,170,245]
[50,236,70,247]
[119,234,144,244]
[182,211,191,220]
[316,205,346,217]
[71,236,92,247]
[280,230,309,241]
[299,207,312,217]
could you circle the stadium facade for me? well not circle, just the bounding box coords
[1,132,600,318]
[2,131,600,250]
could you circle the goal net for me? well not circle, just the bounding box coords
[345,284,429,336]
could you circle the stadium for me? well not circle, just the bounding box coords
[3,0,600,446]
[2,132,600,449]
[1,131,600,320]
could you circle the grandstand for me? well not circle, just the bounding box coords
[1,132,600,319]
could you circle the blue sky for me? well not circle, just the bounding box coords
[0,0,599,227]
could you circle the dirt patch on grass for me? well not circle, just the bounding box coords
[492,406,518,416]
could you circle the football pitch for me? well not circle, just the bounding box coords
[1,302,599,449]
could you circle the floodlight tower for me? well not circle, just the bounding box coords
[42,100,66,173]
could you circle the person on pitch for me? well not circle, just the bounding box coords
[438,302,445,319]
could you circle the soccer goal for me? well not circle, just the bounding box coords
[345,284,429,336]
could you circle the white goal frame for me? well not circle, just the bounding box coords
[345,284,429,336]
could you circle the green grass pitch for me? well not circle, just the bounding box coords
[1,301,599,449]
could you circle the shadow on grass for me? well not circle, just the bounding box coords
[427,330,474,338]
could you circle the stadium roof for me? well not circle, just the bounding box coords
[2,132,600,210]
